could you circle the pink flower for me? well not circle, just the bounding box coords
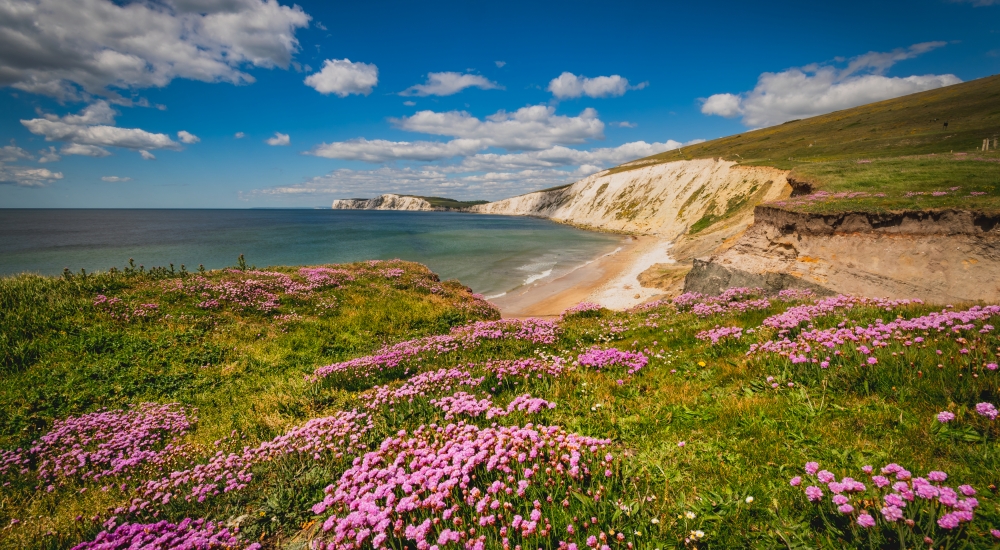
[937,411,955,423]
[857,513,875,528]
[804,462,819,475]
[881,505,903,522]
[805,486,823,501]
[837,504,854,514]
[677,441,686,448]
[790,476,802,487]
[866,357,878,365]
[975,402,998,420]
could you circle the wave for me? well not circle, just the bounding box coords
[523,269,552,285]
[484,292,507,299]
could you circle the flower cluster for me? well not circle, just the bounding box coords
[673,288,771,317]
[759,295,922,332]
[776,288,815,301]
[7,403,196,484]
[71,518,258,550]
[577,347,647,375]
[483,358,567,383]
[93,295,159,322]
[310,319,560,382]
[695,326,743,344]
[430,392,556,420]
[135,411,371,511]
[791,461,984,546]
[563,302,604,317]
[309,422,621,550]
[362,368,486,410]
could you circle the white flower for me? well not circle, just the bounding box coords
[650,518,660,524]
[745,496,754,503]
[684,511,696,519]
[694,530,705,538]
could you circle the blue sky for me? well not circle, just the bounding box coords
[0,0,998,208]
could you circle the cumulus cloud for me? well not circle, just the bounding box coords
[495,61,506,68]
[400,72,502,96]
[304,58,378,96]
[403,101,416,106]
[61,143,111,157]
[139,150,156,160]
[234,132,245,138]
[266,132,290,146]
[101,176,131,182]
[394,105,604,150]
[20,100,187,157]
[177,130,200,144]
[0,0,311,100]
[452,140,698,173]
[0,144,33,162]
[0,163,63,186]
[38,146,61,163]
[617,121,636,128]
[308,138,483,162]
[547,72,647,99]
[700,42,961,127]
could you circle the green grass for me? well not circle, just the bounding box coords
[404,196,490,209]
[606,73,1000,213]
[2,265,999,548]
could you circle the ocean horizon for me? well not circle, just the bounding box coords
[0,208,622,297]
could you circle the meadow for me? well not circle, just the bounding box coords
[1,261,999,549]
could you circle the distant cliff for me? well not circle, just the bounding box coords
[331,194,489,211]
[331,194,434,211]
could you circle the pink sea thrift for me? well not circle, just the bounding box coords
[70,518,258,550]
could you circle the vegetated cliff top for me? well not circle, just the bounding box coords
[407,195,489,209]
[614,73,1000,213]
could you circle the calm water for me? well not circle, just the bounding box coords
[0,209,621,297]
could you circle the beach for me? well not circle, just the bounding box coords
[491,235,677,317]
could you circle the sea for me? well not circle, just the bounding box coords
[0,209,622,298]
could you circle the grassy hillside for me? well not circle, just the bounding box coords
[614,74,1000,213]
[406,196,490,209]
[2,264,999,548]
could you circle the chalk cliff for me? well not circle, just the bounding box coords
[331,194,434,211]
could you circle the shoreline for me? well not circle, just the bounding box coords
[491,235,675,317]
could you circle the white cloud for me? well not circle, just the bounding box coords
[38,146,60,163]
[139,150,156,160]
[304,58,378,96]
[235,132,245,138]
[0,0,311,100]
[453,140,697,172]
[547,72,647,99]
[495,61,506,68]
[403,100,416,106]
[266,132,290,146]
[701,42,961,127]
[101,176,131,182]
[178,130,200,144]
[0,145,33,162]
[21,101,182,153]
[400,72,502,96]
[617,121,636,128]
[700,93,742,118]
[394,105,604,150]
[0,163,63,187]
[308,138,483,162]
[61,143,111,157]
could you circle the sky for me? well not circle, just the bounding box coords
[0,0,998,208]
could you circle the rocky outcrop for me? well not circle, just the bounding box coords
[685,207,1000,302]
[331,194,434,211]
[470,159,791,239]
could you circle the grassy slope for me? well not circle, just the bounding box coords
[404,196,489,209]
[611,74,1000,213]
[2,265,999,548]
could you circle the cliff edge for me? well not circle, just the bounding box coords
[332,194,435,211]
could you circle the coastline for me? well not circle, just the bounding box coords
[491,235,675,317]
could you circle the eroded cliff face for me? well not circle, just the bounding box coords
[685,207,1000,302]
[331,194,433,211]
[470,159,791,240]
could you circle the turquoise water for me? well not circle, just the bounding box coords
[0,209,622,297]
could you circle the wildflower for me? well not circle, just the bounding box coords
[881,505,903,522]
[867,357,878,365]
[789,476,802,487]
[991,529,1000,539]
[837,504,854,514]
[697,361,706,367]
[936,411,955,423]
[856,513,876,528]
[650,518,659,524]
[684,511,696,519]
[817,470,835,483]
[745,496,754,504]
[804,462,819,475]
[678,441,686,448]
[862,465,873,474]
[975,402,998,420]
[959,485,976,496]
[805,486,823,501]
[927,471,947,482]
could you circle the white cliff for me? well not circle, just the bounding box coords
[331,194,434,211]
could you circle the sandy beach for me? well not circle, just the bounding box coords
[491,236,676,317]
